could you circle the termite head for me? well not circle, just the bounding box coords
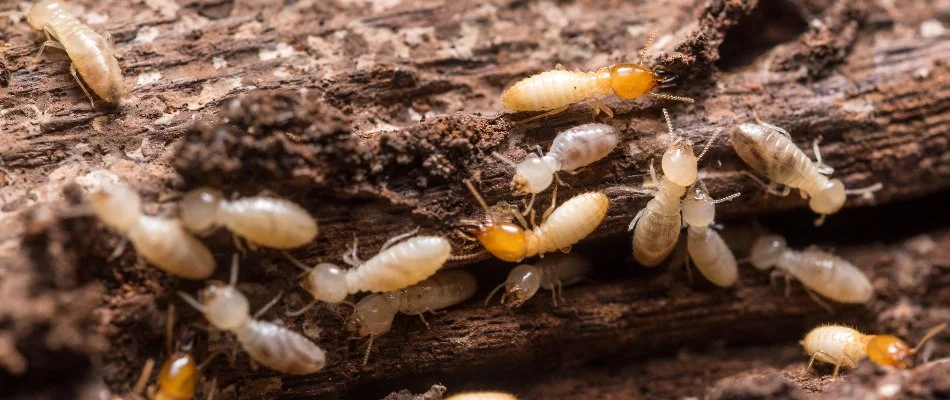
[513,155,557,195]
[608,63,658,99]
[501,264,542,309]
[808,179,846,216]
[301,263,349,303]
[199,283,250,331]
[866,335,913,369]
[88,182,142,231]
[749,234,787,270]
[179,187,225,234]
[157,353,198,399]
[661,140,698,187]
[459,181,528,262]
[682,187,715,228]
[344,294,396,337]
[652,68,679,89]
[27,0,63,30]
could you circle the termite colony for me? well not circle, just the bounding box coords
[23,0,939,396]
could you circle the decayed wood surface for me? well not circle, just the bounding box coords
[0,0,948,398]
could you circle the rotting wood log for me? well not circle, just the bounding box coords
[0,0,948,398]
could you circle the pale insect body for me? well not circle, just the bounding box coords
[345,269,477,365]
[486,253,592,308]
[681,185,740,287]
[749,234,873,304]
[494,123,620,195]
[178,256,326,375]
[88,181,215,280]
[630,109,706,267]
[730,120,881,225]
[444,392,518,400]
[179,187,318,250]
[28,0,124,105]
[801,323,947,377]
[501,33,691,121]
[460,181,609,262]
[284,233,452,314]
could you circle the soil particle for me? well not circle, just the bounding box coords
[773,1,869,80]
[383,384,447,400]
[706,370,807,400]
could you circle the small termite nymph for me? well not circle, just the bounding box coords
[730,117,883,226]
[501,32,692,122]
[630,109,713,267]
[344,269,477,366]
[681,184,741,287]
[749,234,873,309]
[88,181,215,280]
[444,392,518,400]
[801,323,947,378]
[131,305,217,400]
[28,0,124,106]
[179,187,318,250]
[484,253,592,309]
[282,230,452,315]
[178,256,327,375]
[493,123,620,199]
[458,181,609,262]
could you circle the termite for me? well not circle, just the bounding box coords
[501,32,692,122]
[681,184,741,287]
[629,109,712,267]
[345,269,477,366]
[88,181,215,280]
[749,234,873,309]
[27,0,123,106]
[459,181,609,263]
[444,392,518,400]
[493,123,620,201]
[730,117,882,226]
[484,253,592,309]
[282,230,452,315]
[178,255,327,375]
[179,187,318,250]
[130,305,217,400]
[801,323,948,378]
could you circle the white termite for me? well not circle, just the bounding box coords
[630,109,713,267]
[484,253,592,308]
[445,392,518,400]
[749,234,873,308]
[178,256,326,375]
[493,123,620,198]
[730,117,882,225]
[88,181,215,280]
[344,269,477,366]
[681,184,741,287]
[179,187,318,250]
[28,0,124,106]
[801,323,947,378]
[282,230,452,315]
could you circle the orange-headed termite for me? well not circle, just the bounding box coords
[749,234,873,309]
[282,230,452,315]
[801,323,947,378]
[131,305,218,400]
[630,109,714,267]
[681,183,741,287]
[345,269,477,366]
[484,253,592,309]
[88,181,215,280]
[501,32,692,122]
[730,117,882,226]
[28,0,123,106]
[179,187,318,250]
[178,255,326,375]
[459,181,608,263]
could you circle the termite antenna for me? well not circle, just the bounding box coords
[177,291,206,314]
[911,323,948,354]
[639,30,657,67]
[464,180,492,217]
[662,108,676,141]
[362,335,375,367]
[492,151,518,168]
[483,282,506,307]
[713,192,741,204]
[131,358,155,396]
[650,92,695,103]
[286,301,319,317]
[697,128,723,162]
[229,254,240,286]
[281,251,314,276]
[844,182,884,199]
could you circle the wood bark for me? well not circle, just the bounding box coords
[0,0,948,399]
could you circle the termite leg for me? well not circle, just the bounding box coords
[343,235,363,267]
[513,104,570,126]
[550,285,558,307]
[752,112,791,138]
[557,280,566,305]
[417,313,431,330]
[379,227,421,252]
[69,63,96,107]
[813,214,828,227]
[521,193,536,217]
[803,287,835,315]
[589,99,614,121]
[541,184,558,222]
[34,40,65,63]
[831,357,844,379]
[253,291,284,319]
[683,250,695,285]
[108,237,129,261]
[812,136,834,175]
[131,358,155,395]
[286,300,319,317]
[628,209,644,232]
[649,161,659,186]
[741,171,791,197]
